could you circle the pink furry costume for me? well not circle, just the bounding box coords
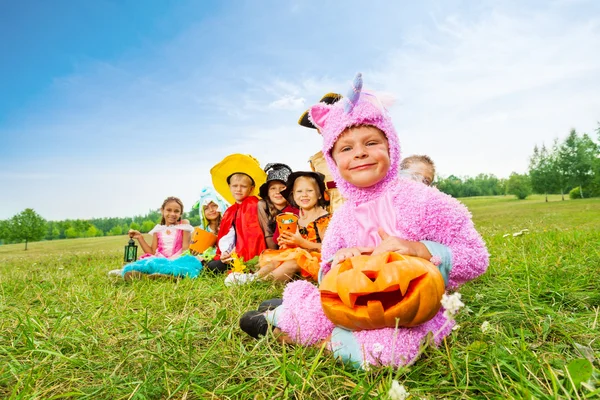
[264,74,489,369]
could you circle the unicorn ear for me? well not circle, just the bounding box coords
[308,103,332,131]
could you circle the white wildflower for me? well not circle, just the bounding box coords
[475,293,484,301]
[502,233,510,238]
[452,324,461,331]
[372,342,384,355]
[441,292,464,320]
[513,231,523,237]
[480,321,491,333]
[388,380,409,400]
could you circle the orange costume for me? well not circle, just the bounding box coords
[259,213,331,281]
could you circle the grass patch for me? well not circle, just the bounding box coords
[1,196,599,398]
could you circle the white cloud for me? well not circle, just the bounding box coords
[268,95,306,110]
[2,0,600,219]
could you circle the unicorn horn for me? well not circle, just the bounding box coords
[344,73,363,113]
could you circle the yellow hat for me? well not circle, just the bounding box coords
[210,154,266,204]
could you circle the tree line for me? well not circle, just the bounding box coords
[1,127,598,248]
[435,127,599,200]
[0,208,202,247]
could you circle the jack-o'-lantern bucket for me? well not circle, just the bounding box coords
[189,227,217,254]
[320,252,445,330]
[276,212,298,234]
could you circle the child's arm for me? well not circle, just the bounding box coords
[182,230,191,251]
[278,231,320,251]
[129,229,157,255]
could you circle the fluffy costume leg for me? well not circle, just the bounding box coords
[329,310,454,368]
[271,280,335,345]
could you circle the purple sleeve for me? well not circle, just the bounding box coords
[418,190,489,289]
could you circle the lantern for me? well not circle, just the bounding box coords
[124,238,138,264]
[320,252,445,330]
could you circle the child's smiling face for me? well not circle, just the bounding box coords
[268,181,287,208]
[293,177,320,210]
[331,125,390,188]
[203,201,220,221]
[162,200,182,225]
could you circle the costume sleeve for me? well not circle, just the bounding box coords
[419,190,489,289]
[147,224,162,236]
[420,240,452,286]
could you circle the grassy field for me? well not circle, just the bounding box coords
[1,195,599,399]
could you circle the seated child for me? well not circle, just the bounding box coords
[114,196,201,280]
[256,171,330,282]
[399,154,436,186]
[205,154,267,274]
[257,163,298,250]
[189,186,229,262]
[240,74,489,369]
[298,93,345,213]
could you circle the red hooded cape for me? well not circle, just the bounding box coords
[215,196,266,261]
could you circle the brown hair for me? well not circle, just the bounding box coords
[203,202,223,232]
[160,196,184,225]
[400,155,436,176]
[264,180,287,220]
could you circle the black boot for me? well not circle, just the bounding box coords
[257,298,283,312]
[239,311,269,339]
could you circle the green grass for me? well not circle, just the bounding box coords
[1,196,599,399]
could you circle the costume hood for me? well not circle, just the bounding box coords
[308,73,401,203]
[193,186,229,231]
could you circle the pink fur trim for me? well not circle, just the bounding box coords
[276,280,335,345]
[354,310,454,367]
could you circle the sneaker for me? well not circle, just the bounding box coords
[107,269,123,277]
[257,298,283,312]
[239,310,269,338]
[224,272,257,287]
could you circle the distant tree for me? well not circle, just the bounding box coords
[9,209,47,250]
[140,220,156,233]
[108,226,123,236]
[65,227,79,239]
[556,129,597,198]
[51,227,61,240]
[529,144,556,202]
[507,173,532,200]
[130,222,141,231]
[0,219,11,243]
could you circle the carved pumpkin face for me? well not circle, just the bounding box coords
[319,252,445,330]
[189,227,217,254]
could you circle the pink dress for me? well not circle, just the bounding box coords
[139,224,194,260]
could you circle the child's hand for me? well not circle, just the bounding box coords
[371,228,416,256]
[220,251,231,261]
[278,230,303,247]
[332,246,373,266]
[128,229,142,240]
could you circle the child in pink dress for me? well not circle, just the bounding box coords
[120,196,200,280]
[240,74,489,369]
[130,196,194,259]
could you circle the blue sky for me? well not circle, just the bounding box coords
[1,0,599,220]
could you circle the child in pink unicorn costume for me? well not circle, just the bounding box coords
[240,73,489,369]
